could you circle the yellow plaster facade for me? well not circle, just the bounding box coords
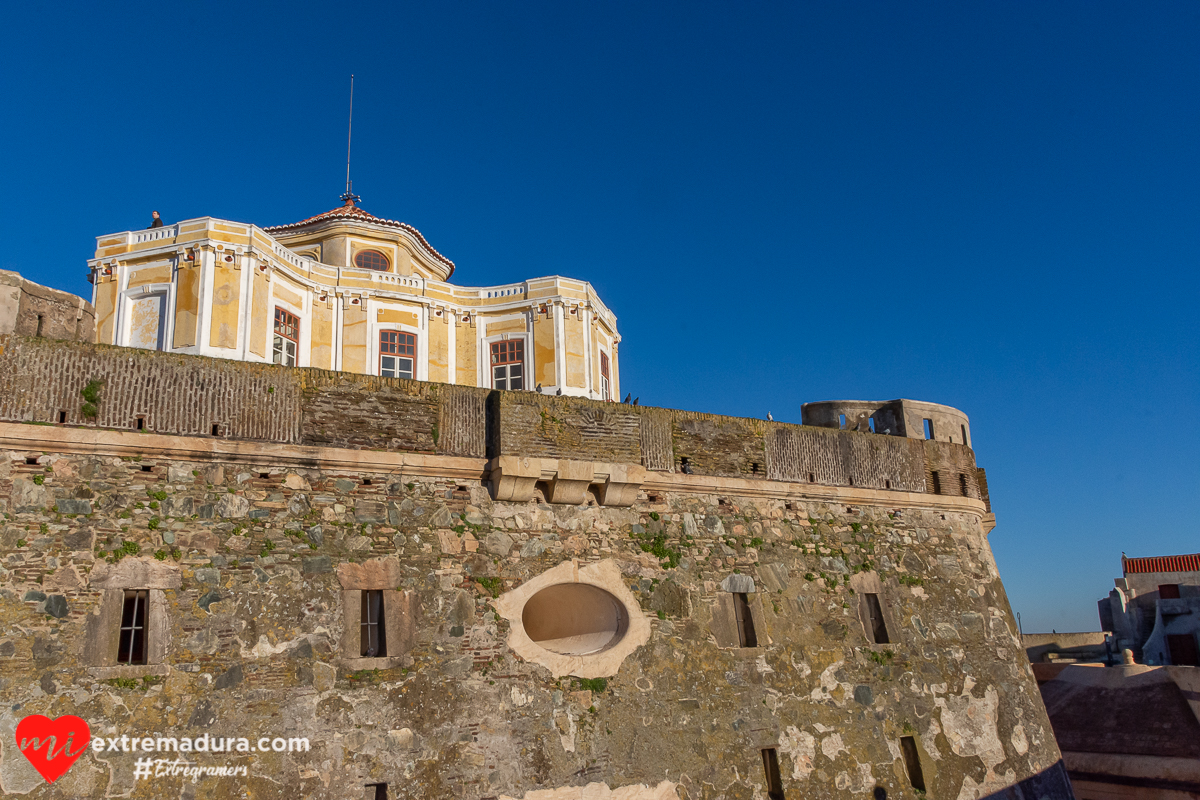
[88,199,620,398]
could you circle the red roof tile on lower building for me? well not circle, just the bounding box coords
[1123,552,1200,575]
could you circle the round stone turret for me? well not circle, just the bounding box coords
[801,398,972,447]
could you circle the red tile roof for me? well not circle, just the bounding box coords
[263,200,456,277]
[1123,553,1200,574]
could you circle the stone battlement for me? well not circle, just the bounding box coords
[0,336,989,514]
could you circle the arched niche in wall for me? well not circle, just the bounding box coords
[493,559,650,678]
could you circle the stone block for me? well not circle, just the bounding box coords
[215,494,249,518]
[44,595,68,618]
[720,574,755,594]
[485,531,514,557]
[89,557,182,590]
[55,498,92,515]
[336,557,402,589]
[284,473,311,491]
[303,556,333,574]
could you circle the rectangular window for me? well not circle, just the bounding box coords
[360,590,387,657]
[273,307,299,367]
[491,339,525,391]
[838,413,846,428]
[761,748,785,800]
[379,331,416,379]
[600,351,611,401]
[961,424,969,446]
[733,592,758,648]
[118,590,148,665]
[923,418,934,440]
[868,417,876,433]
[863,593,890,644]
[1168,634,1200,666]
[1160,584,1181,599]
[959,473,969,496]
[900,736,926,791]
[930,471,942,495]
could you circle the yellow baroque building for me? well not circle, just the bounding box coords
[88,198,621,399]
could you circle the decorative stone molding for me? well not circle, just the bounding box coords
[493,559,650,679]
[486,456,645,506]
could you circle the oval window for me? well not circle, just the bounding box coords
[354,250,389,271]
[521,584,628,655]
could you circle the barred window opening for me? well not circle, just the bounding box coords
[360,590,387,657]
[118,590,148,665]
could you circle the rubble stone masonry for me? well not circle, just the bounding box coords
[0,336,1068,799]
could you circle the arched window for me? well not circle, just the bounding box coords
[354,250,389,271]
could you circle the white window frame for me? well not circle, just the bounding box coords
[378,329,417,380]
[599,349,611,401]
[272,305,300,367]
[486,334,528,391]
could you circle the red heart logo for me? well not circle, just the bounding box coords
[15,715,91,784]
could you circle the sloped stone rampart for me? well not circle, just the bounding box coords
[0,422,1063,799]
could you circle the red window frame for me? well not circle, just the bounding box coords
[354,250,389,271]
[274,307,299,341]
[273,307,299,367]
[599,351,611,400]
[379,331,416,379]
[491,339,524,390]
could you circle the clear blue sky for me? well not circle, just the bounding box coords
[2,3,1196,632]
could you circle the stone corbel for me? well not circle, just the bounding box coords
[486,457,645,506]
[488,456,543,502]
[547,459,594,504]
[592,462,646,507]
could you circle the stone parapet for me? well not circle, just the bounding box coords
[0,336,991,517]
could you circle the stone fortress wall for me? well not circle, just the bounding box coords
[0,335,1070,800]
[0,338,987,511]
[0,270,95,344]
